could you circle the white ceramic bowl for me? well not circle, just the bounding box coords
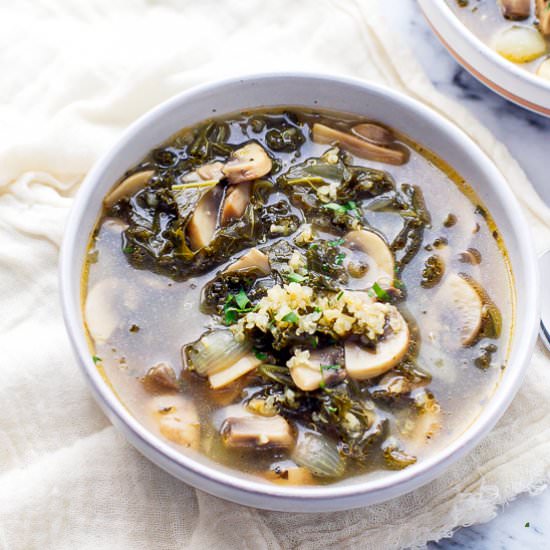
[419,0,550,116]
[60,73,539,512]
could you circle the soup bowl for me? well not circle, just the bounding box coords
[60,73,539,512]
[419,0,550,116]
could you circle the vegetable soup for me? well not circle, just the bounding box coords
[83,109,513,485]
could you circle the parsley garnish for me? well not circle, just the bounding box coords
[335,252,346,265]
[336,290,344,300]
[328,238,345,247]
[371,282,390,302]
[323,201,359,217]
[223,291,253,325]
[92,355,102,364]
[286,272,307,283]
[235,289,250,309]
[525,522,530,528]
[122,245,135,254]
[282,311,299,323]
[254,349,268,361]
[321,364,340,371]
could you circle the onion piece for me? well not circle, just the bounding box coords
[184,330,251,376]
[291,432,345,478]
[537,57,550,80]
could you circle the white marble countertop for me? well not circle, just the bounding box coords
[381,2,550,548]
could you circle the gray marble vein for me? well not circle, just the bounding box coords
[378,1,550,548]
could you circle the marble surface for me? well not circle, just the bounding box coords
[379,1,550,548]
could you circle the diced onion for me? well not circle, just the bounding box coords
[291,432,345,478]
[185,330,251,376]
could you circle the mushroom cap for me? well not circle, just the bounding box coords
[436,273,483,347]
[344,229,395,288]
[224,247,271,276]
[345,309,409,380]
[103,170,154,208]
[223,142,273,183]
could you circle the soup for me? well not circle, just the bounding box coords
[448,0,550,79]
[83,109,513,485]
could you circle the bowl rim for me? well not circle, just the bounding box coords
[59,71,540,508]
[418,0,550,112]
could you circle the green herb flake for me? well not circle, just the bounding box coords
[327,405,338,413]
[254,349,268,361]
[371,282,390,302]
[235,289,250,310]
[282,311,299,324]
[335,252,346,265]
[92,355,102,365]
[286,272,307,283]
[323,202,347,214]
[525,522,530,528]
[328,238,345,247]
[122,245,135,254]
[336,290,344,300]
[321,364,340,371]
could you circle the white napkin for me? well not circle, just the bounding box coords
[1,1,549,548]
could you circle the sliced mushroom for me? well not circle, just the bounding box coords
[223,142,273,183]
[221,414,294,448]
[436,273,483,346]
[142,362,179,392]
[500,0,531,20]
[405,390,441,449]
[264,466,315,485]
[536,0,550,35]
[351,122,395,146]
[224,247,271,275]
[537,57,550,79]
[186,186,222,251]
[208,354,262,390]
[150,394,200,449]
[104,170,154,208]
[221,182,252,225]
[180,161,225,184]
[288,348,344,391]
[312,123,409,165]
[85,278,119,343]
[493,25,547,63]
[344,229,395,288]
[345,309,410,380]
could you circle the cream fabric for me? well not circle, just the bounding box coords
[1,1,549,549]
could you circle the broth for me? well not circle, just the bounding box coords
[83,108,514,485]
[447,0,550,79]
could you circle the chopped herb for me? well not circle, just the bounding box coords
[323,202,347,214]
[122,245,135,254]
[129,324,140,333]
[254,349,268,361]
[92,355,102,364]
[335,252,346,265]
[525,522,530,528]
[286,272,308,283]
[327,405,338,413]
[328,238,345,247]
[371,282,390,302]
[319,380,326,389]
[321,364,341,371]
[282,311,299,323]
[314,306,323,313]
[336,290,344,300]
[235,289,250,309]
[223,292,254,325]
